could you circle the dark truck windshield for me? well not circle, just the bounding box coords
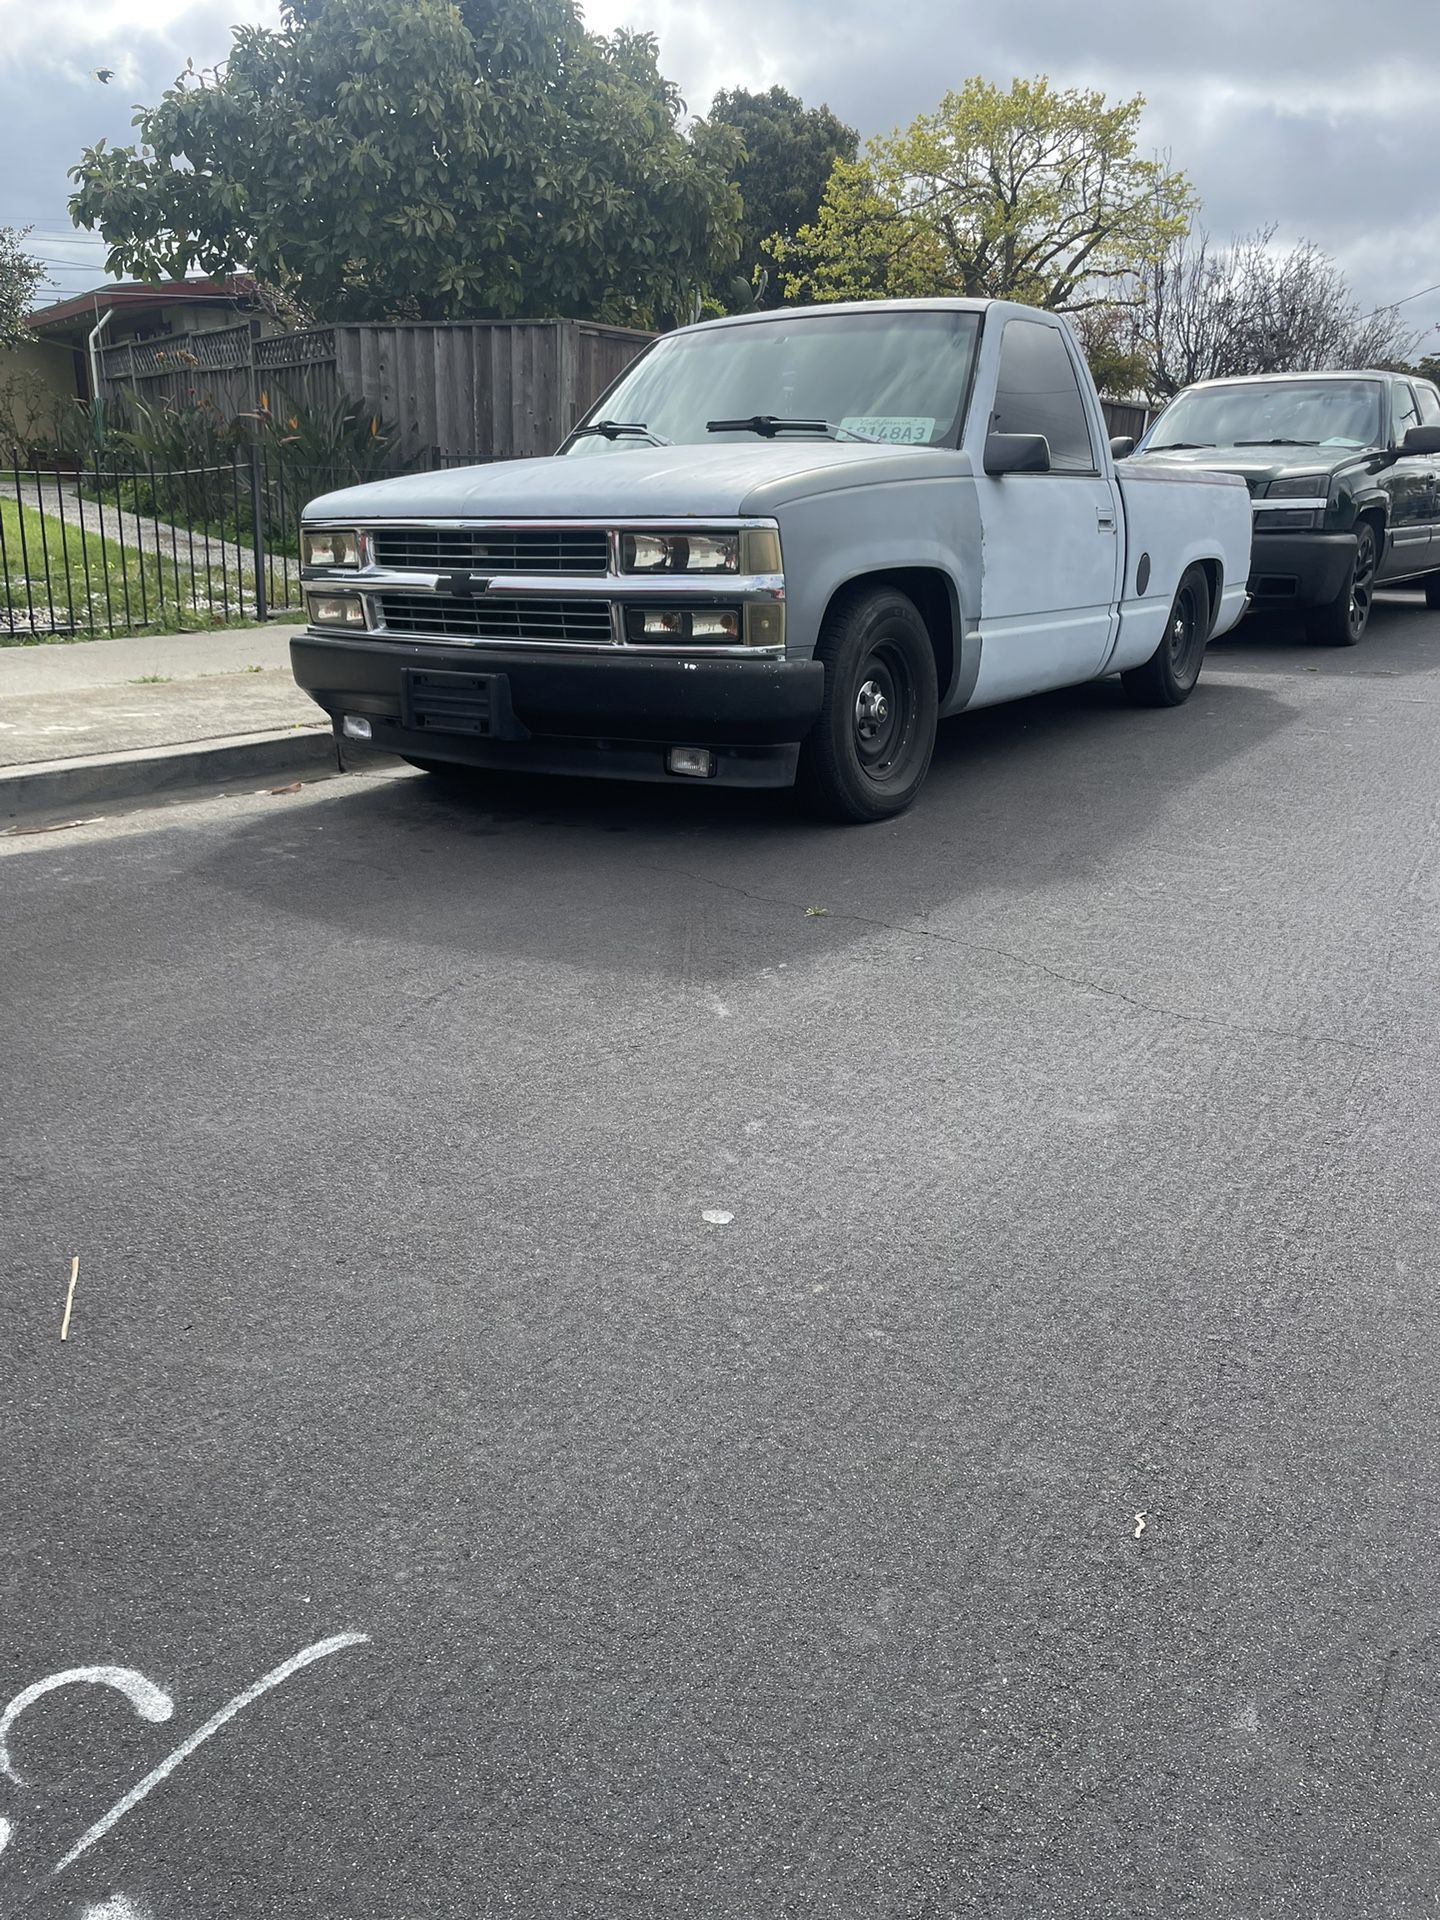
[563,310,982,455]
[1146,378,1385,452]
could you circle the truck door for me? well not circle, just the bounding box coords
[1383,381,1435,579]
[971,317,1123,704]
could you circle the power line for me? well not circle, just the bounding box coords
[1364,280,1440,319]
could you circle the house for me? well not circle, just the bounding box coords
[0,277,261,452]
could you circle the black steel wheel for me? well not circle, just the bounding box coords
[1424,572,1440,611]
[797,585,939,822]
[1307,520,1377,646]
[1121,564,1212,707]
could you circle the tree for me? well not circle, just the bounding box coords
[1126,227,1422,397]
[68,0,741,327]
[707,86,857,306]
[0,227,45,350]
[775,77,1193,311]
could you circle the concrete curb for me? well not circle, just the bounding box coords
[0,726,373,823]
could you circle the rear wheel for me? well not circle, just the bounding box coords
[797,585,939,822]
[1306,520,1377,645]
[1121,565,1212,707]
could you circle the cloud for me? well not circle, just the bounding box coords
[3,0,1437,347]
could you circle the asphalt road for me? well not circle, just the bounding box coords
[3,590,1439,1920]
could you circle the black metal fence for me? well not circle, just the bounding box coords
[0,450,461,644]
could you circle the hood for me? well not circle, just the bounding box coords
[303,441,971,523]
[1129,442,1367,496]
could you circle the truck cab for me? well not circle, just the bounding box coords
[294,299,1251,820]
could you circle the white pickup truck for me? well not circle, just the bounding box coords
[294,299,1251,821]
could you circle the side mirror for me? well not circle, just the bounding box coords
[984,432,1051,476]
[1401,425,1440,456]
[1109,435,1135,460]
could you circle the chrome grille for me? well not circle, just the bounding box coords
[369,526,609,574]
[378,592,614,645]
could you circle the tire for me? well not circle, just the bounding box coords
[1121,565,1212,708]
[796,585,939,822]
[1424,573,1440,611]
[1305,520,1378,645]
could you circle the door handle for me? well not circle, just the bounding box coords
[1097,512,1117,532]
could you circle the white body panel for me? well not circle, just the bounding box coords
[1110,462,1252,670]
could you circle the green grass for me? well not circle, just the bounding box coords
[1,496,269,645]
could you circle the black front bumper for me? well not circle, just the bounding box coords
[1248,530,1357,607]
[291,634,825,788]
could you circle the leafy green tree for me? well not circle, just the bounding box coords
[707,86,857,306]
[0,227,45,349]
[68,0,741,327]
[776,77,1193,313]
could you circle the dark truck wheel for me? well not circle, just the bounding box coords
[797,585,938,822]
[1424,573,1440,611]
[1121,564,1211,707]
[1306,520,1377,645]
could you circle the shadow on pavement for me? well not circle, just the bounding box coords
[198,670,1295,983]
[1209,587,1439,679]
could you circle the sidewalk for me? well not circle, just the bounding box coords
[0,624,349,821]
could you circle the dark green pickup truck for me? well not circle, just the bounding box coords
[1127,370,1440,644]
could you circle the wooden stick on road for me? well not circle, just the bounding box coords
[60,1256,79,1341]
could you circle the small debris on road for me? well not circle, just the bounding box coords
[2,819,102,838]
[259,782,304,796]
[60,1256,80,1342]
[804,905,828,917]
[1134,1512,1147,1539]
[702,1209,734,1226]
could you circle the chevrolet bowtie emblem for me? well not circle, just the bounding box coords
[443,571,492,597]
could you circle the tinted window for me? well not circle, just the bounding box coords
[990,320,1096,473]
[1413,384,1440,428]
[1392,383,1423,439]
[1146,378,1384,451]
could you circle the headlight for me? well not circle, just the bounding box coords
[307,592,367,629]
[1265,477,1328,499]
[302,528,362,568]
[621,527,782,575]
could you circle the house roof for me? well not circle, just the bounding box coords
[27,276,257,335]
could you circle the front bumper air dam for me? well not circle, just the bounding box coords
[291,634,825,788]
[1248,531,1358,607]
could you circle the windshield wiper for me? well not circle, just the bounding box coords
[1234,438,1320,447]
[706,415,885,444]
[571,420,671,445]
[1147,440,1214,450]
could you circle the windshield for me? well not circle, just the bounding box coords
[1144,379,1385,452]
[563,310,982,454]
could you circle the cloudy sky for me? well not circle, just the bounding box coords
[3,0,1437,350]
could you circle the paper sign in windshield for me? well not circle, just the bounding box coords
[840,417,936,444]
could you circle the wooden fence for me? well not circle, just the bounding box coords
[98,319,653,464]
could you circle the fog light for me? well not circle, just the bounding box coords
[307,593,366,629]
[667,747,716,779]
[342,714,373,741]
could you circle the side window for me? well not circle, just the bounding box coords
[1415,384,1440,428]
[990,320,1097,473]
[1392,383,1423,441]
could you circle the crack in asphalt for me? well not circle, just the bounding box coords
[638,861,1372,1058]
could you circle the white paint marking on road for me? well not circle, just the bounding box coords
[50,1632,369,1880]
[1,1668,173,1787]
[0,1816,10,1855]
[1134,1513,1147,1539]
[701,1209,733,1226]
[81,1895,155,1920]
[706,995,731,1019]
[60,1256,80,1342]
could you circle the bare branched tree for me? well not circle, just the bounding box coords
[1113,226,1421,398]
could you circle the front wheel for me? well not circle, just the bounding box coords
[1121,565,1212,707]
[797,586,939,822]
[1306,521,1377,645]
